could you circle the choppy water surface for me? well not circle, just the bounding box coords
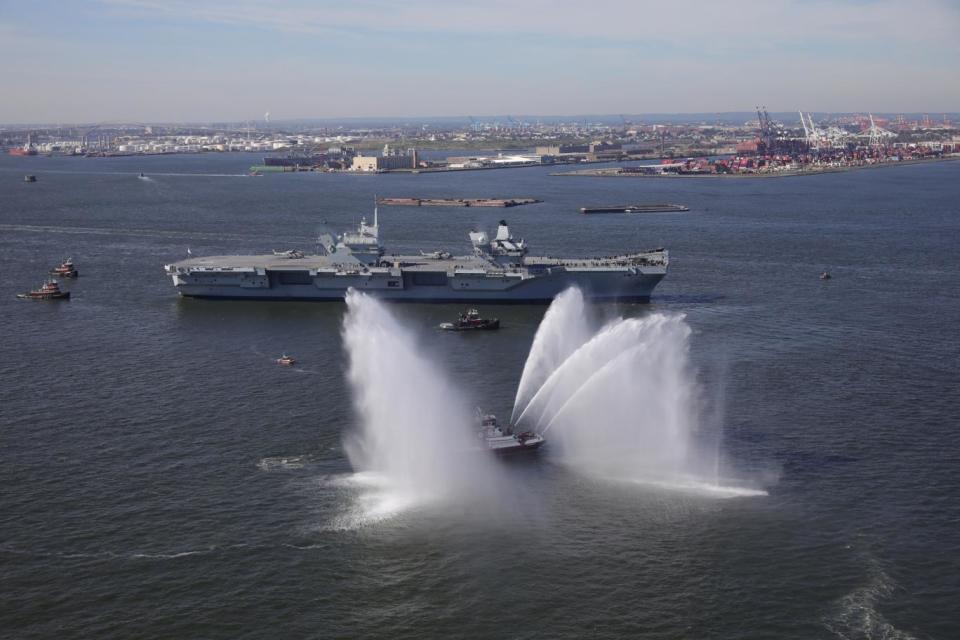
[2,154,959,639]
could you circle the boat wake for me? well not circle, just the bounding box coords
[0,223,304,245]
[257,455,312,471]
[0,543,250,562]
[140,172,249,178]
[822,552,917,640]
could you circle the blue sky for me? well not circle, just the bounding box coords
[1,0,958,123]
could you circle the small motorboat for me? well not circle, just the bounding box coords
[820,271,832,280]
[440,308,500,331]
[276,354,296,366]
[257,455,309,471]
[477,412,544,456]
[138,172,147,179]
[24,175,37,182]
[17,280,70,300]
[50,258,78,278]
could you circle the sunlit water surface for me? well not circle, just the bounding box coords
[2,153,959,638]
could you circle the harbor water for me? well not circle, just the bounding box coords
[1,153,959,638]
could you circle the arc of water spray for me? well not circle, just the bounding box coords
[510,287,590,424]
[539,342,650,435]
[513,320,633,429]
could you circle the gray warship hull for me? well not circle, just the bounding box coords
[164,218,668,303]
[166,265,665,302]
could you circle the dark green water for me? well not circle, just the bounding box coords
[1,153,958,638]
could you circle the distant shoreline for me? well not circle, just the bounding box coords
[551,155,960,179]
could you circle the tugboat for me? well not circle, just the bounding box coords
[17,280,70,300]
[477,412,544,456]
[276,354,296,366]
[50,258,78,278]
[440,308,500,331]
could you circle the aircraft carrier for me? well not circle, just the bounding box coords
[164,212,668,302]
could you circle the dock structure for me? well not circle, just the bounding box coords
[376,197,541,208]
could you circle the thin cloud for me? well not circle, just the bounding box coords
[97,0,960,48]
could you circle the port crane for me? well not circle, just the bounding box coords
[866,113,893,148]
[799,111,822,151]
[757,106,809,154]
[756,106,777,152]
[799,111,810,139]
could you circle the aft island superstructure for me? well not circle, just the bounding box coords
[164,212,668,302]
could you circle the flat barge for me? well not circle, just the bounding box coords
[377,197,540,208]
[580,204,689,214]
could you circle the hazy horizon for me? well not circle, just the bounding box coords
[2,0,958,124]
[4,110,960,130]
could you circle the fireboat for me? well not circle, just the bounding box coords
[17,280,70,300]
[477,412,544,455]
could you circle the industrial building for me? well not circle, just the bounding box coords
[351,146,418,171]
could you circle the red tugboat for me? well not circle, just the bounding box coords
[17,280,70,300]
[439,308,500,331]
[50,258,78,278]
[276,354,296,366]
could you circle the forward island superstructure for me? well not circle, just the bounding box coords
[164,212,668,302]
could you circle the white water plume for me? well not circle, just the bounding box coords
[341,290,501,522]
[511,287,592,424]
[513,288,762,495]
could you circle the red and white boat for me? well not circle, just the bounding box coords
[276,354,296,366]
[50,258,78,278]
[17,280,70,300]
